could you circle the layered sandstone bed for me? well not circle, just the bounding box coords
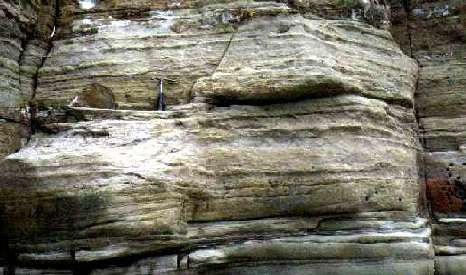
[391,0,466,273]
[0,0,463,274]
[0,0,56,157]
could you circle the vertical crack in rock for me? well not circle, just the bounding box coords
[18,38,29,101]
[31,0,60,101]
[0,6,40,157]
[25,0,60,140]
[403,0,414,57]
[212,31,236,76]
[393,1,426,216]
[402,1,466,272]
[400,0,428,219]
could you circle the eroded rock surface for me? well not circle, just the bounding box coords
[391,0,466,274]
[70,83,116,109]
[0,94,429,273]
[0,0,56,157]
[0,0,454,274]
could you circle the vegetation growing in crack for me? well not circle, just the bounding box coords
[76,26,99,35]
[232,7,256,21]
[336,0,390,28]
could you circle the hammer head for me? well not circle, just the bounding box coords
[151,77,177,83]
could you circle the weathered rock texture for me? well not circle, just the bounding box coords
[0,0,56,157]
[0,0,463,274]
[70,83,116,109]
[391,0,466,274]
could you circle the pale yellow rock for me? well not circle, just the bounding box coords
[0,1,435,274]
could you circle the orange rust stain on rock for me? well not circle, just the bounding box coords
[426,178,463,212]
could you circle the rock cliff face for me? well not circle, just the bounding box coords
[0,0,464,274]
[0,0,56,157]
[391,0,466,273]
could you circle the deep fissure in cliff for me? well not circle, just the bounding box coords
[29,0,61,136]
[392,0,430,219]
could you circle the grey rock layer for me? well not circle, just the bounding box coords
[0,0,454,274]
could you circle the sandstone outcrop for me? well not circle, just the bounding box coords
[391,0,466,273]
[0,0,56,157]
[0,0,463,274]
[70,83,116,109]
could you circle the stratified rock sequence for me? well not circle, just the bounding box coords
[0,0,465,274]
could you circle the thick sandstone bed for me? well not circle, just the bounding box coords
[1,0,465,274]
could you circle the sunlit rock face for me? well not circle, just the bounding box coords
[79,0,97,10]
[391,0,466,274]
[0,0,439,274]
[37,1,289,109]
[35,0,403,109]
[0,97,429,273]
